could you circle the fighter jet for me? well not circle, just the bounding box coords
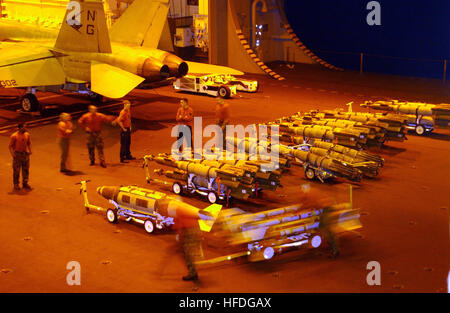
[0,0,243,112]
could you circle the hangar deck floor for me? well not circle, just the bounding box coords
[0,64,448,292]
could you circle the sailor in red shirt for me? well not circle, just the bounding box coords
[115,100,136,163]
[78,105,116,168]
[175,98,194,154]
[9,123,32,190]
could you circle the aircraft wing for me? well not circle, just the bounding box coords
[186,61,245,76]
[90,62,145,98]
[0,44,65,87]
[0,19,58,42]
[110,0,170,48]
[0,42,56,65]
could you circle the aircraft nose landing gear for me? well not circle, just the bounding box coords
[88,91,103,104]
[21,93,40,112]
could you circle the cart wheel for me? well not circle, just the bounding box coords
[415,125,425,135]
[218,86,230,98]
[106,208,118,224]
[305,167,315,180]
[263,247,275,260]
[207,191,217,204]
[172,182,183,195]
[310,235,322,248]
[21,94,39,112]
[144,219,155,234]
[249,246,275,262]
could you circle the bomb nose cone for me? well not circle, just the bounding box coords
[97,186,117,200]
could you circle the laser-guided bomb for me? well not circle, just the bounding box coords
[231,137,364,183]
[197,192,361,264]
[189,158,282,191]
[278,115,387,144]
[300,146,379,178]
[213,145,291,171]
[361,100,450,117]
[361,100,450,134]
[235,135,384,167]
[276,123,368,149]
[272,136,383,177]
[282,110,408,141]
[144,154,260,204]
[307,140,384,167]
[277,145,363,182]
[79,180,222,233]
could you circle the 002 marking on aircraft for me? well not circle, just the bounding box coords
[0,80,18,87]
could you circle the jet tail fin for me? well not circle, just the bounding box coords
[198,204,222,232]
[54,0,111,53]
[110,0,169,48]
